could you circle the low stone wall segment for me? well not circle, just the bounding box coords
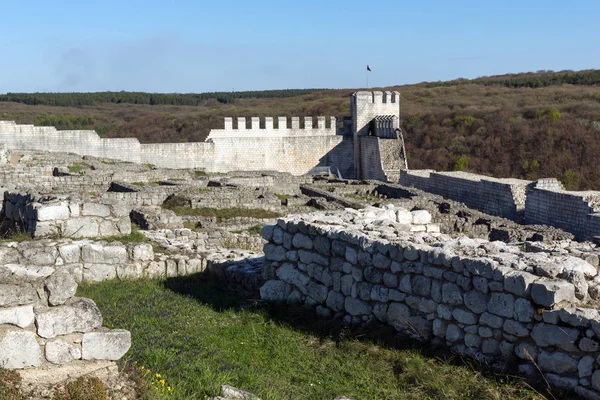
[259,206,600,399]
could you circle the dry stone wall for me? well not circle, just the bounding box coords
[0,258,131,371]
[3,190,131,238]
[259,206,600,399]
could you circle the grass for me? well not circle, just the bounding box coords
[344,192,384,203]
[194,170,207,177]
[68,162,85,173]
[231,225,263,235]
[274,193,293,202]
[164,205,282,221]
[77,276,547,400]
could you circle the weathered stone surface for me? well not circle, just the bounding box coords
[579,355,595,378]
[23,247,57,266]
[259,280,290,301]
[307,282,328,303]
[487,293,514,318]
[326,291,345,312]
[442,282,463,305]
[36,205,70,221]
[45,339,82,364]
[59,244,81,264]
[452,308,477,325]
[45,270,77,306]
[82,203,111,217]
[276,263,310,292]
[0,283,38,307]
[102,245,128,264]
[513,298,535,323]
[411,210,432,224]
[464,291,486,314]
[387,302,410,329]
[531,280,576,307]
[531,323,579,348]
[345,297,370,316]
[445,324,464,342]
[83,264,117,283]
[36,297,103,338]
[292,233,313,250]
[0,305,35,328]
[0,328,41,368]
[504,271,537,297]
[503,319,529,337]
[64,218,100,238]
[479,312,503,328]
[131,243,154,261]
[82,329,131,360]
[538,351,578,374]
[558,307,598,328]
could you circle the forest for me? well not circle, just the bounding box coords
[1,69,600,190]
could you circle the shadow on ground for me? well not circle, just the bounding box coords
[163,272,579,400]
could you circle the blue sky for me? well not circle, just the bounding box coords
[1,0,598,93]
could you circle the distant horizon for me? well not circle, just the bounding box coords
[1,68,595,95]
[1,0,598,93]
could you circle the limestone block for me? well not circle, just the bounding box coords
[531,280,576,307]
[275,263,310,293]
[82,329,131,360]
[396,209,412,225]
[101,245,128,265]
[36,205,70,221]
[59,244,81,264]
[442,282,463,305]
[131,243,154,261]
[292,233,312,250]
[503,319,529,337]
[64,218,100,238]
[4,264,55,280]
[45,339,81,364]
[116,263,144,280]
[0,283,38,307]
[531,323,579,348]
[463,291,486,314]
[298,250,328,266]
[313,236,330,255]
[538,351,578,374]
[99,220,120,237]
[61,264,84,283]
[82,203,111,217]
[411,210,432,225]
[515,343,538,360]
[364,267,383,284]
[145,261,165,278]
[0,328,41,368]
[504,271,538,297]
[514,298,535,323]
[116,217,131,234]
[487,293,514,318]
[578,356,595,378]
[345,297,371,316]
[387,302,410,328]
[83,264,117,283]
[45,270,78,305]
[23,247,58,266]
[261,225,274,241]
[544,374,578,390]
[326,291,345,312]
[452,308,477,325]
[479,312,504,329]
[445,324,464,342]
[593,370,600,391]
[558,308,599,328]
[36,297,103,338]
[264,244,286,262]
[0,305,35,328]
[0,247,20,264]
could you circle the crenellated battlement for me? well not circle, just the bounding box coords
[353,90,400,105]
[209,116,338,139]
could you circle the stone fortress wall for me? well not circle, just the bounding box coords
[260,206,600,399]
[0,90,403,179]
[400,170,600,242]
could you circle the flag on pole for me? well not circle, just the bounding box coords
[367,65,372,71]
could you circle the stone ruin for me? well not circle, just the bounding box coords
[2,144,600,398]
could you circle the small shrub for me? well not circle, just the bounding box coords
[53,376,108,400]
[194,170,207,177]
[453,154,469,171]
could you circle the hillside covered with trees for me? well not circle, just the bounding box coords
[1,69,600,190]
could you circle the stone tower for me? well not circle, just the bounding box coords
[351,91,401,180]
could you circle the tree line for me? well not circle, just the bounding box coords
[0,89,324,107]
[424,69,600,89]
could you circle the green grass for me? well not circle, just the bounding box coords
[231,225,263,235]
[194,170,207,177]
[164,205,282,221]
[77,277,546,400]
[68,162,85,173]
[273,193,292,202]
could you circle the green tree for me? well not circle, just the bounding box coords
[562,169,581,190]
[453,154,469,171]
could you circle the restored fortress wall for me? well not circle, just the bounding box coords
[526,180,600,241]
[260,208,600,399]
[400,170,529,221]
[0,121,141,163]
[0,117,353,176]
